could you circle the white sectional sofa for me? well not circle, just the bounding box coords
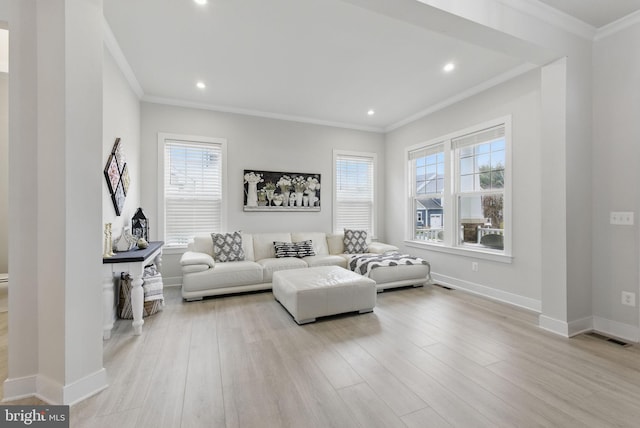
[179,231,430,301]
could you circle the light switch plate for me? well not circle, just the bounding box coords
[610,212,634,225]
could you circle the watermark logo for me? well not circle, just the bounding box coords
[0,406,69,427]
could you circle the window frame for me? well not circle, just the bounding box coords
[405,116,512,263]
[157,133,227,253]
[332,150,377,238]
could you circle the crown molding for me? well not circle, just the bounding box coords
[385,62,537,132]
[142,95,384,134]
[102,18,144,99]
[595,9,640,41]
[497,0,596,40]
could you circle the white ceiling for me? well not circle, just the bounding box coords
[104,0,640,132]
[538,0,640,28]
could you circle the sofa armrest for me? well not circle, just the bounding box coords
[180,251,215,273]
[367,242,399,254]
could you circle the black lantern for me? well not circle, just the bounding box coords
[131,207,149,241]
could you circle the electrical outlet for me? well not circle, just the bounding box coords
[471,262,479,272]
[622,291,636,307]
[610,212,634,225]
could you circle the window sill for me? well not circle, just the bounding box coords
[404,240,513,264]
[162,246,188,256]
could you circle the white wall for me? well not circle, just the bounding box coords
[0,72,7,274]
[140,102,385,284]
[385,70,542,310]
[592,22,640,337]
[102,48,141,237]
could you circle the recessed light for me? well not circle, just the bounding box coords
[196,81,206,89]
[367,109,375,116]
[443,63,455,72]
[194,0,208,5]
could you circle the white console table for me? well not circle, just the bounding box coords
[102,241,163,339]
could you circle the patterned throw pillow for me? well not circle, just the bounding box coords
[274,241,298,258]
[344,229,368,254]
[274,240,316,258]
[211,231,245,262]
[296,240,316,257]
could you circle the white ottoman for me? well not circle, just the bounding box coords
[272,266,377,324]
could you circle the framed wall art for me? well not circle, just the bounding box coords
[103,138,129,216]
[243,169,320,212]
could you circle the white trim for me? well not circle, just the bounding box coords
[595,9,640,41]
[144,95,384,134]
[2,375,38,403]
[2,369,107,405]
[102,18,144,99]
[497,0,595,40]
[568,316,594,337]
[538,314,569,337]
[432,273,541,312]
[593,316,640,343]
[386,64,536,132]
[406,240,513,263]
[157,133,228,248]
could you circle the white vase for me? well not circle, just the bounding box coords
[295,192,304,206]
[247,182,258,207]
[307,190,316,206]
[280,190,289,207]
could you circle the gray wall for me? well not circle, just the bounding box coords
[592,22,640,331]
[102,49,141,236]
[0,72,7,274]
[140,102,385,284]
[384,70,543,310]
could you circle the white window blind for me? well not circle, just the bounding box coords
[164,139,223,248]
[334,152,375,235]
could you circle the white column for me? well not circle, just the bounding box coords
[4,0,107,404]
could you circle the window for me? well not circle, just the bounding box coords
[407,117,510,256]
[333,150,376,236]
[158,134,227,249]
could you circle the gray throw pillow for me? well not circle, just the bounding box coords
[344,229,368,254]
[211,231,245,262]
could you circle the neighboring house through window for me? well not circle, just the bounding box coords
[333,150,376,237]
[158,133,227,249]
[407,117,511,256]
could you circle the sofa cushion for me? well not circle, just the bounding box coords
[303,255,347,268]
[257,257,307,282]
[182,261,264,292]
[212,231,245,262]
[327,233,344,255]
[253,233,292,261]
[344,229,368,254]
[291,232,329,255]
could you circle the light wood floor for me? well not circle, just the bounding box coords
[4,284,640,427]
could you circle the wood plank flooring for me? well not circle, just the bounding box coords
[4,284,640,427]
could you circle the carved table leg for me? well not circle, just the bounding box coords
[130,267,145,335]
[102,269,115,340]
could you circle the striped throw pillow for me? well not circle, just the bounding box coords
[296,240,315,257]
[274,241,299,258]
[274,240,316,258]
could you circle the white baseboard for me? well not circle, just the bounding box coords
[538,314,570,336]
[162,276,182,287]
[3,369,108,405]
[593,316,640,343]
[538,315,593,337]
[431,273,541,312]
[2,374,38,402]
